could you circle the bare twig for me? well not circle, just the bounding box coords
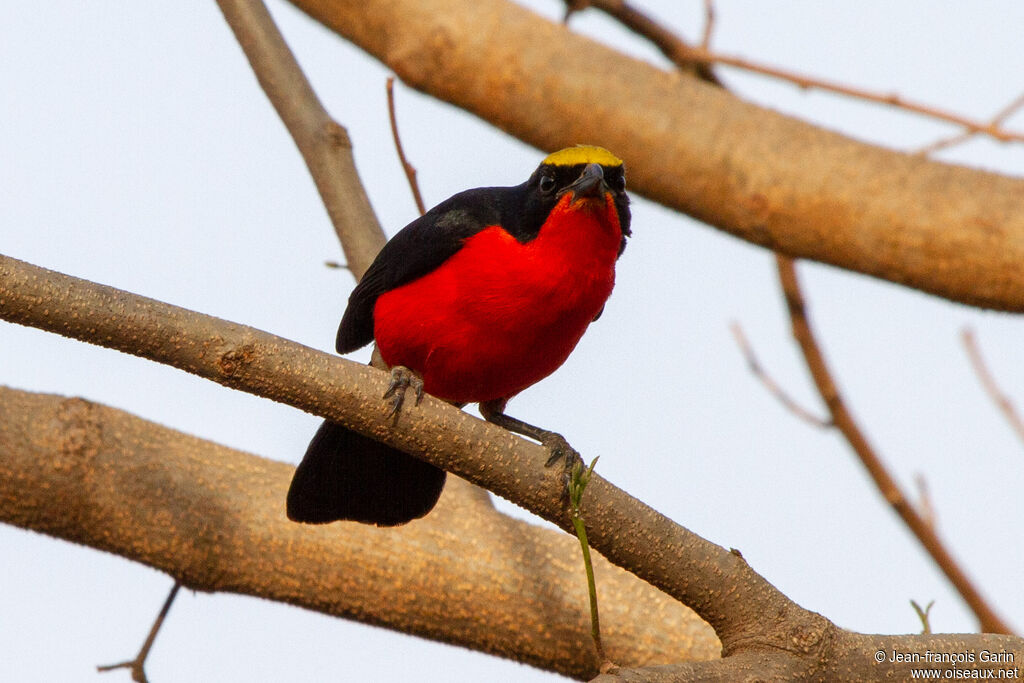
[573,0,1023,144]
[215,0,385,279]
[775,254,1013,635]
[729,321,832,428]
[97,582,181,682]
[962,327,1024,447]
[914,473,937,530]
[564,0,721,86]
[385,76,427,216]
[681,46,1024,143]
[700,0,715,50]
[917,92,1024,155]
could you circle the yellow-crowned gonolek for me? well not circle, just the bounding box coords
[288,146,631,526]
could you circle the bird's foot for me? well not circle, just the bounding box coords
[478,400,583,486]
[538,430,583,488]
[383,365,424,419]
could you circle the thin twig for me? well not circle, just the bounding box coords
[917,92,1024,155]
[573,0,1023,144]
[679,46,1023,143]
[98,582,182,682]
[386,76,427,216]
[962,327,1024,447]
[729,321,832,428]
[914,473,937,531]
[700,0,715,50]
[564,0,721,86]
[775,254,1012,635]
[215,0,385,279]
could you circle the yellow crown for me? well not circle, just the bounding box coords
[542,145,623,167]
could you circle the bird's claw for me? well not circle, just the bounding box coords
[540,431,583,488]
[383,366,424,419]
[540,431,579,466]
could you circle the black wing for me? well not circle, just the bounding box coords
[335,186,513,354]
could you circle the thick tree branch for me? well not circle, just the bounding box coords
[4,253,1022,680]
[287,0,1024,312]
[0,385,716,680]
[0,252,791,649]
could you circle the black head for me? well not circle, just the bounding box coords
[503,145,631,254]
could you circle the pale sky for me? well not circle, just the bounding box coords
[2,2,1022,681]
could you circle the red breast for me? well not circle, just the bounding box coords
[373,191,623,403]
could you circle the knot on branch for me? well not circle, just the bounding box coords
[322,119,352,151]
[787,617,831,655]
[217,343,257,377]
[726,612,834,663]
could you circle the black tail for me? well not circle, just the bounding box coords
[287,420,446,526]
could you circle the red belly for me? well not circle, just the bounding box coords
[373,194,622,403]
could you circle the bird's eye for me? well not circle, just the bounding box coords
[539,175,556,194]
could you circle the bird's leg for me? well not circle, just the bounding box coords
[383,365,424,419]
[478,399,582,472]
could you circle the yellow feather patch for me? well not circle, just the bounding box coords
[542,145,623,168]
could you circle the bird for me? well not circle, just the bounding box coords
[287,145,631,526]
